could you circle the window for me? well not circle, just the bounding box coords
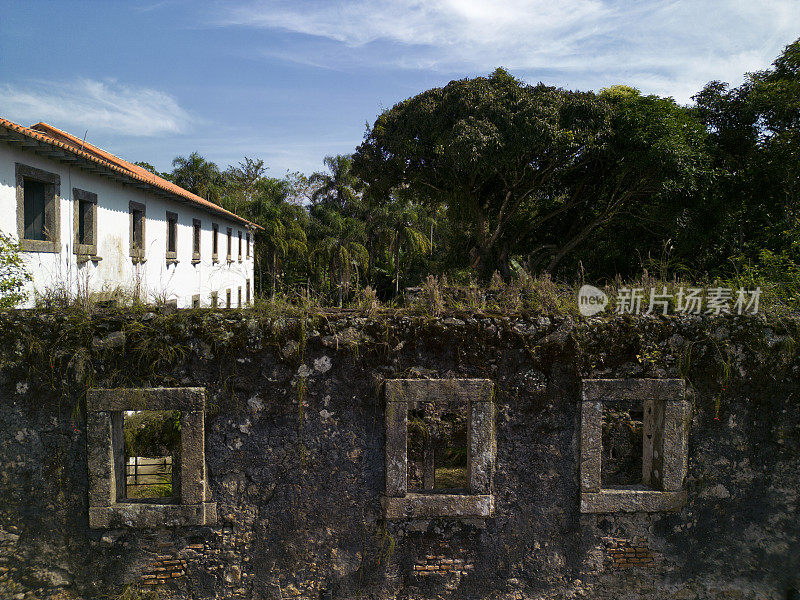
[580,379,688,513]
[192,219,201,263]
[226,289,231,308]
[246,280,251,305]
[212,223,219,262]
[123,410,179,501]
[237,286,242,307]
[192,294,200,308]
[226,228,232,262]
[408,401,467,492]
[238,231,242,261]
[86,387,217,528]
[73,188,98,258]
[129,201,146,261]
[15,163,60,253]
[166,211,178,263]
[246,232,250,259]
[384,379,495,519]
[210,291,218,308]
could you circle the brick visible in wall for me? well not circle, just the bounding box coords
[412,543,474,578]
[603,537,657,570]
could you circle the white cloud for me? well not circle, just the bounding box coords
[0,79,192,136]
[220,0,800,102]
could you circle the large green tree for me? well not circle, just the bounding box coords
[692,37,800,279]
[353,69,611,277]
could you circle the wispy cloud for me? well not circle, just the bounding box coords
[219,0,800,101]
[0,79,192,136]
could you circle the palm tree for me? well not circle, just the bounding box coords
[310,207,369,306]
[241,178,308,298]
[375,199,432,295]
[169,152,225,204]
[310,155,363,212]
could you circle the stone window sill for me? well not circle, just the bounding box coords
[580,489,687,513]
[382,493,494,520]
[76,254,102,264]
[191,259,201,265]
[20,238,59,253]
[166,258,179,266]
[89,502,217,529]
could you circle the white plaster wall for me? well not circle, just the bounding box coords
[0,144,255,308]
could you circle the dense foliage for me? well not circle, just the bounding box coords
[148,39,800,306]
[0,231,30,308]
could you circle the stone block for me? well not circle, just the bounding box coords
[87,387,205,412]
[385,400,407,497]
[384,379,493,405]
[582,379,685,402]
[580,400,602,492]
[382,494,494,519]
[181,411,206,504]
[468,400,495,494]
[87,411,115,507]
[580,489,687,513]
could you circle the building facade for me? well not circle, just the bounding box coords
[0,117,256,308]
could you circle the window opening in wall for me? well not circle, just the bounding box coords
[211,291,218,308]
[192,294,200,308]
[122,410,180,502]
[602,402,644,488]
[23,178,47,241]
[238,231,242,261]
[192,219,201,262]
[226,228,232,261]
[238,287,242,307]
[246,280,251,304]
[166,211,178,258]
[77,198,92,245]
[131,206,145,251]
[212,223,219,260]
[226,289,231,308]
[408,401,468,492]
[246,232,250,258]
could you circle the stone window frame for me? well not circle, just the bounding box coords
[246,232,250,259]
[246,279,251,305]
[129,201,146,263]
[192,218,201,264]
[165,211,178,264]
[72,188,98,259]
[210,291,218,308]
[383,378,495,520]
[580,378,689,513]
[191,294,200,308]
[238,230,242,262]
[87,387,217,528]
[15,163,61,253]
[226,227,232,263]
[226,288,231,308]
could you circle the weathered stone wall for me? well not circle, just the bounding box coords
[0,310,798,599]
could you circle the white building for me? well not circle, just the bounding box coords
[0,117,257,308]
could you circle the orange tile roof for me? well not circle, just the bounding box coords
[0,116,259,229]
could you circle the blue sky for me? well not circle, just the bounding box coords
[1,1,798,177]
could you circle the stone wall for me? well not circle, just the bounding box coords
[0,309,798,599]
